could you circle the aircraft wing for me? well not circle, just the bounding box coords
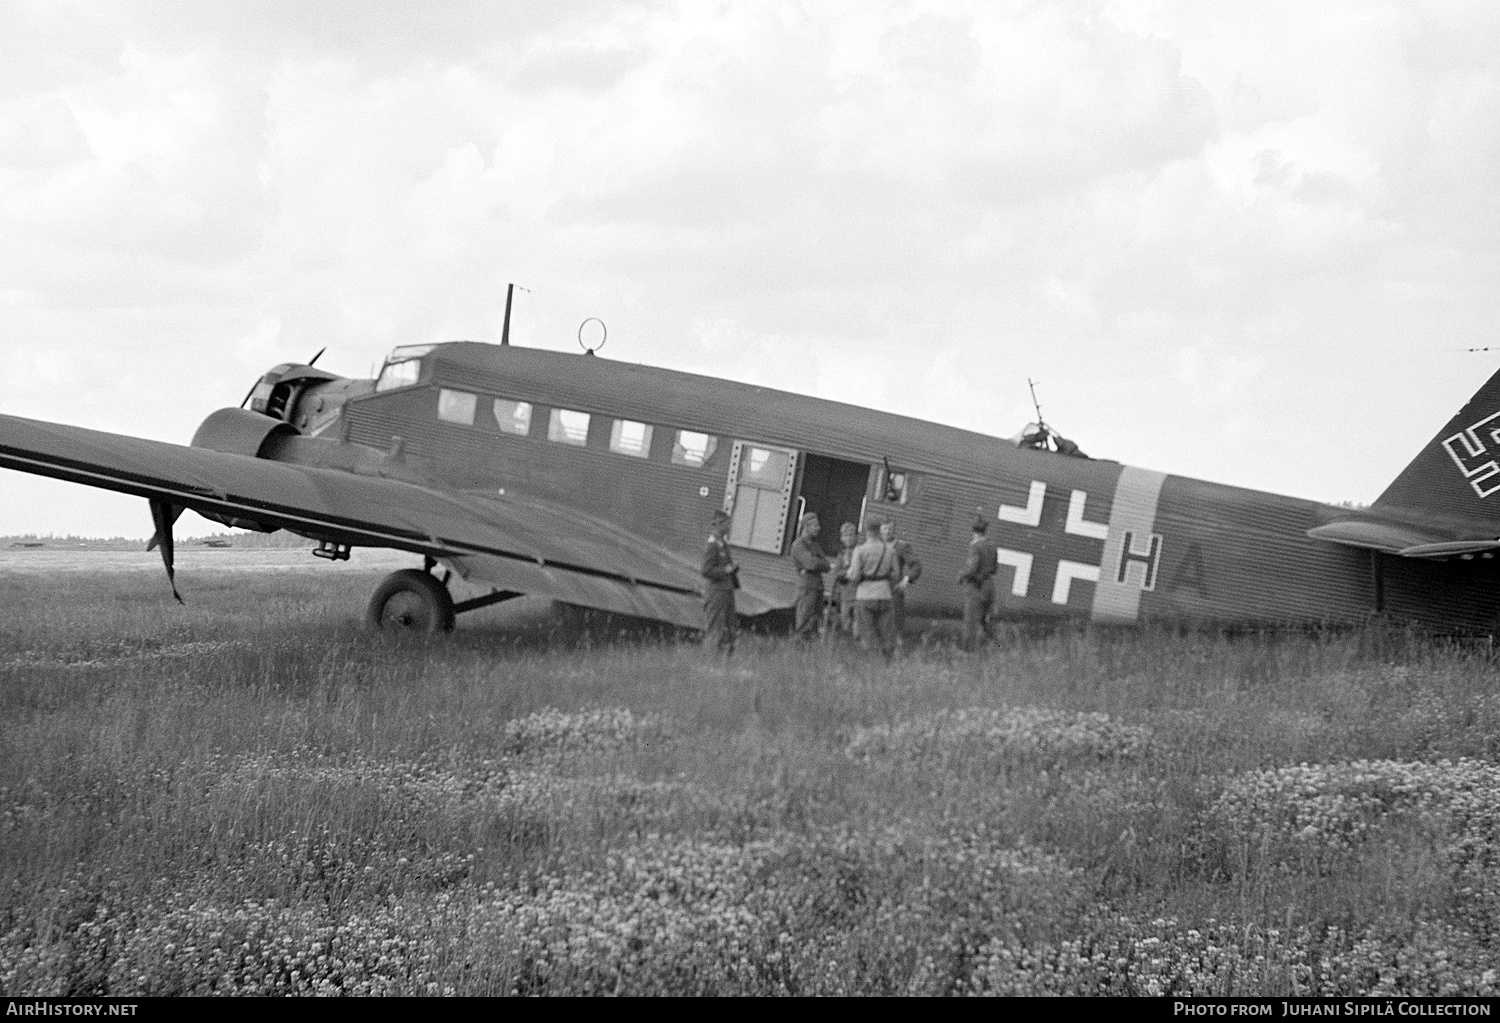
[0,412,779,628]
[437,492,784,625]
[1306,519,1500,559]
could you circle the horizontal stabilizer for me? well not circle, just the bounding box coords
[1308,520,1500,560]
[1395,539,1500,559]
[1305,520,1446,553]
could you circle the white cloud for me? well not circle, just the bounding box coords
[1171,346,1266,404]
[2,0,1499,535]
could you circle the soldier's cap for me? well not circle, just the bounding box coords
[972,516,989,534]
[840,521,858,533]
[864,517,884,533]
[711,510,732,526]
[799,512,819,529]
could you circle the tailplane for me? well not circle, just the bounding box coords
[1375,365,1500,529]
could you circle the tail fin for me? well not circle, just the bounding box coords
[1375,366,1500,527]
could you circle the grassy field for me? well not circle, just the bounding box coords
[3,566,1500,996]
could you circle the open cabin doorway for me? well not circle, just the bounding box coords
[798,454,872,557]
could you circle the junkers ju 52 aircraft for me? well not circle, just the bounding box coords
[3,337,1500,635]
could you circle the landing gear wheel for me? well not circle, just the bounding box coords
[366,569,456,634]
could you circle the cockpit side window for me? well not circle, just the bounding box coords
[373,344,435,393]
[389,344,435,360]
[375,358,422,392]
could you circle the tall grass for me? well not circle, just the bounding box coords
[2,569,1498,995]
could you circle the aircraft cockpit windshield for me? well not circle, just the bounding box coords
[375,344,435,392]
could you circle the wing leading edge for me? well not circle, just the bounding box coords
[0,412,780,629]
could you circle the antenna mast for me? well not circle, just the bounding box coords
[501,284,515,346]
[1027,378,1047,434]
[500,283,529,346]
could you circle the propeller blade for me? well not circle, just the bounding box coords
[148,499,185,604]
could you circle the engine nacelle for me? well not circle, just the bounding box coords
[191,407,299,458]
[188,408,300,533]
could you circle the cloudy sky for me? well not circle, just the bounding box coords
[2,0,1497,537]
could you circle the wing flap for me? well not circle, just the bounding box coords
[450,551,783,628]
[448,554,703,628]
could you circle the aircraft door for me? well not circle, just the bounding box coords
[798,454,874,556]
[723,441,798,553]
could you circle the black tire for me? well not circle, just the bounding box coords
[366,569,456,634]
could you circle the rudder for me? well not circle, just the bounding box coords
[1375,365,1500,528]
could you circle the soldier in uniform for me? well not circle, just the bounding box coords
[701,509,739,655]
[831,521,860,635]
[845,518,899,660]
[958,516,999,651]
[790,512,830,638]
[879,520,922,646]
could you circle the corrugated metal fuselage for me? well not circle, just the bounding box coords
[321,343,1498,633]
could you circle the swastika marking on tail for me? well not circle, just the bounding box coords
[1442,410,1500,499]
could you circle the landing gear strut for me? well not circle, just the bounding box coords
[366,569,456,634]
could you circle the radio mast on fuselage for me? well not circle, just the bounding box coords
[500,282,529,346]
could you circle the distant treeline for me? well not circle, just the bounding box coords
[2,530,314,550]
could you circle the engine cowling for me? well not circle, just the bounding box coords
[248,363,341,422]
[191,407,299,458]
[188,408,300,532]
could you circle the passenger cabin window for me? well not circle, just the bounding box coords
[493,398,532,436]
[438,388,477,425]
[672,430,718,467]
[375,358,421,392]
[548,409,590,446]
[610,419,653,458]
